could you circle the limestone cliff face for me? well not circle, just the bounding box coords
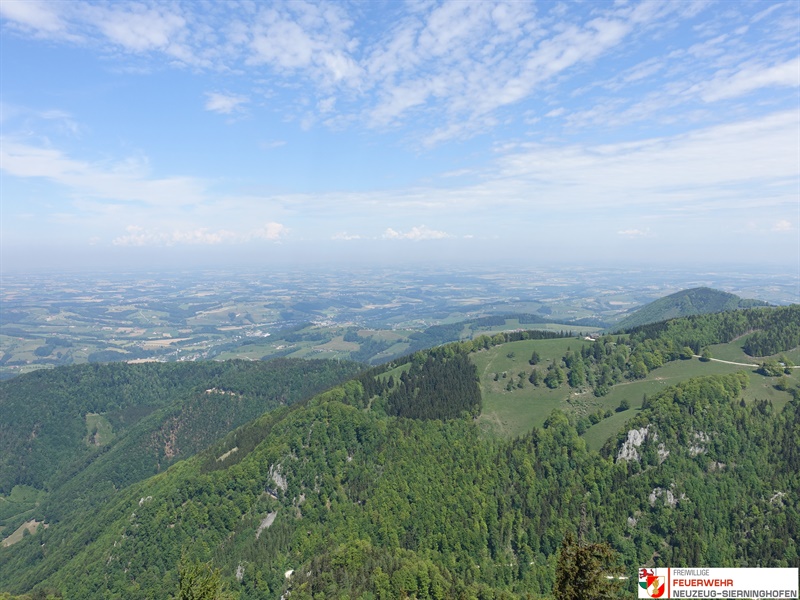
[616,425,651,463]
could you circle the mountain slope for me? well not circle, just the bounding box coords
[2,368,796,598]
[614,287,768,331]
[1,308,798,598]
[0,358,362,548]
[0,359,361,495]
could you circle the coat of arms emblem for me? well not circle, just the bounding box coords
[639,568,667,598]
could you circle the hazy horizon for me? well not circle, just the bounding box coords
[1,1,799,274]
[2,242,800,278]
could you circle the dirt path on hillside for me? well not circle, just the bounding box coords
[693,355,758,367]
[692,355,800,368]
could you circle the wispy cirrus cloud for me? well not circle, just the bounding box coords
[495,110,799,210]
[8,0,791,145]
[2,108,796,243]
[246,2,361,86]
[0,0,211,66]
[0,139,205,206]
[696,57,800,102]
[1,2,797,267]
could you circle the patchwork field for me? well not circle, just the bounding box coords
[4,268,795,379]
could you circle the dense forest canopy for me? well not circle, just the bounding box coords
[613,287,769,331]
[0,359,363,494]
[627,305,799,357]
[0,305,797,599]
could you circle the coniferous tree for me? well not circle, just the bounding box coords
[178,559,236,600]
[554,532,623,600]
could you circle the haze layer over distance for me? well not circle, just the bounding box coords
[1,0,798,271]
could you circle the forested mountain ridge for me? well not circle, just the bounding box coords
[614,287,768,331]
[2,368,796,598]
[1,307,798,598]
[0,359,363,494]
[0,359,362,552]
[626,304,799,357]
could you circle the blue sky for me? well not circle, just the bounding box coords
[1,0,798,271]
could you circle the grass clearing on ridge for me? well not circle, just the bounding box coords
[470,337,798,449]
[85,412,114,446]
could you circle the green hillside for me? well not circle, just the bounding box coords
[473,305,800,442]
[613,287,768,331]
[0,359,361,546]
[1,307,798,598]
[2,369,796,598]
[474,336,798,443]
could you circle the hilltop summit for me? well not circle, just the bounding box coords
[614,287,768,331]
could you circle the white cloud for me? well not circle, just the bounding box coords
[617,229,649,237]
[5,0,793,147]
[773,220,793,232]
[205,92,249,114]
[332,232,361,240]
[112,222,287,246]
[0,139,205,207]
[247,2,361,86]
[253,222,288,241]
[362,1,648,140]
[3,108,796,251]
[112,226,235,247]
[494,110,799,210]
[318,97,336,113]
[84,3,186,53]
[698,57,800,102]
[0,0,68,35]
[383,225,452,240]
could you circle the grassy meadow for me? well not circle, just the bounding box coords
[85,413,114,446]
[0,486,44,544]
[471,336,798,450]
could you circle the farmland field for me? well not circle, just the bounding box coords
[3,266,794,379]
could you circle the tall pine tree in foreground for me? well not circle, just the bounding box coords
[554,532,624,600]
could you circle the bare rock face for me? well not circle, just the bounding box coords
[256,512,277,539]
[657,443,670,464]
[649,484,686,507]
[269,464,288,491]
[689,431,710,456]
[617,426,651,462]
